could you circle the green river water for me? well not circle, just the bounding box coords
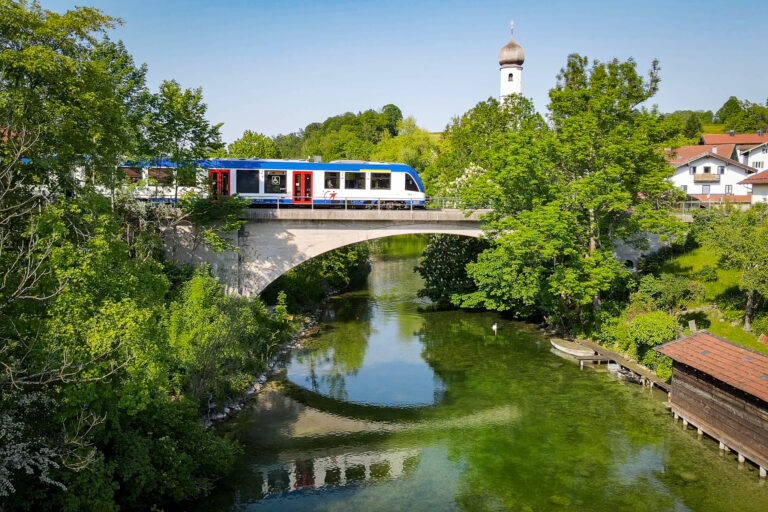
[193,236,768,512]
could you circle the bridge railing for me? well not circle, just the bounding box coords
[269,196,493,211]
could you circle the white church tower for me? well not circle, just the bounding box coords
[499,20,525,99]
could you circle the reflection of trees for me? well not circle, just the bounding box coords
[294,296,372,401]
[414,313,768,511]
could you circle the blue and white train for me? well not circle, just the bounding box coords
[122,159,427,207]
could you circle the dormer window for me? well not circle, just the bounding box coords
[689,166,696,175]
[508,73,514,82]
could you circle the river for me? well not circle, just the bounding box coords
[193,235,768,512]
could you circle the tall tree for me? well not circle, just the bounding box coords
[715,95,743,124]
[370,117,437,174]
[683,114,703,138]
[457,56,684,328]
[145,80,223,200]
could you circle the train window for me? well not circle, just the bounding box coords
[325,171,340,189]
[236,169,260,193]
[405,174,419,191]
[265,170,287,194]
[371,173,390,190]
[345,172,366,190]
[148,168,173,186]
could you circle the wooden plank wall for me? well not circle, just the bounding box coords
[670,364,768,469]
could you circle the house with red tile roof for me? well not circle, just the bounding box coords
[699,132,768,146]
[739,165,768,204]
[666,146,757,202]
[655,331,768,478]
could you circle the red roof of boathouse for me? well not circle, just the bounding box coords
[656,331,768,403]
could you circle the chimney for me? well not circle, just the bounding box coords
[728,130,735,136]
[759,129,764,136]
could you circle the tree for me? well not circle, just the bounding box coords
[454,55,684,329]
[700,204,768,331]
[715,95,743,123]
[370,117,438,174]
[145,80,223,200]
[683,114,703,138]
[725,102,768,132]
[219,130,282,159]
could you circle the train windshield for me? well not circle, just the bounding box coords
[405,174,419,192]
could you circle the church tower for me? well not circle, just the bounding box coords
[499,20,525,99]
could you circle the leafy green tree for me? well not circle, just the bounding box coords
[630,273,705,315]
[699,204,768,331]
[715,95,743,123]
[370,117,438,174]
[145,80,223,200]
[415,235,489,309]
[218,129,282,159]
[683,114,703,138]
[454,55,683,329]
[725,102,768,132]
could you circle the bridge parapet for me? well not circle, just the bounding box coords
[166,208,485,297]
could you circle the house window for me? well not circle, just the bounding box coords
[702,185,711,195]
[756,161,765,169]
[689,166,696,175]
[703,166,711,174]
[508,73,514,82]
[265,170,286,194]
[717,166,725,174]
[324,171,340,189]
[681,185,688,193]
[405,174,420,192]
[762,148,767,154]
[371,173,391,190]
[344,172,366,190]
[236,169,260,193]
[725,185,733,195]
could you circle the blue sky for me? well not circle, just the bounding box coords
[46,0,768,142]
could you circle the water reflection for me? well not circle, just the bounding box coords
[193,236,768,512]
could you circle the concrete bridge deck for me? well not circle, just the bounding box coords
[166,208,485,296]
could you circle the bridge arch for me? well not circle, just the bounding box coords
[165,209,484,296]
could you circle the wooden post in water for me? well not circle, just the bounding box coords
[761,466,767,479]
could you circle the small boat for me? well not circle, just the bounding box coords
[550,338,595,358]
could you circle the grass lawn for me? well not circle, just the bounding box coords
[665,246,768,354]
[661,246,740,303]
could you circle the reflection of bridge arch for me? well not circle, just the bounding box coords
[279,377,433,422]
[258,447,421,497]
[165,209,484,296]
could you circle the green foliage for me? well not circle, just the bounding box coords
[630,273,704,315]
[750,312,768,337]
[167,266,286,407]
[696,265,718,282]
[415,235,489,309]
[217,130,282,159]
[716,96,743,123]
[698,203,768,330]
[430,55,686,330]
[262,244,371,310]
[178,193,249,252]
[683,114,703,139]
[369,118,438,175]
[714,96,768,131]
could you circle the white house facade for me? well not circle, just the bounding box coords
[739,142,768,171]
[740,168,768,204]
[669,151,756,199]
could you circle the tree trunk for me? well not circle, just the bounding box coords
[744,289,755,332]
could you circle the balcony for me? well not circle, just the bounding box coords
[693,173,720,183]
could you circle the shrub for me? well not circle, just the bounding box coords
[696,265,718,282]
[628,311,679,355]
[751,312,768,337]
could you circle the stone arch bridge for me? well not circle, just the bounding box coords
[165,209,485,297]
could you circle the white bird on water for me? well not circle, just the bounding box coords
[492,323,498,335]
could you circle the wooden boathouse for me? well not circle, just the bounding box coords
[655,331,768,478]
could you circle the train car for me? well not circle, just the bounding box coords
[123,159,427,207]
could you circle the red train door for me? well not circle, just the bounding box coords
[293,171,312,204]
[209,169,230,200]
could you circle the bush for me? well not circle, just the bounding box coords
[629,274,704,314]
[751,312,768,337]
[628,311,679,378]
[696,265,718,282]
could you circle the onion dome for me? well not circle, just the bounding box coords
[498,20,524,67]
